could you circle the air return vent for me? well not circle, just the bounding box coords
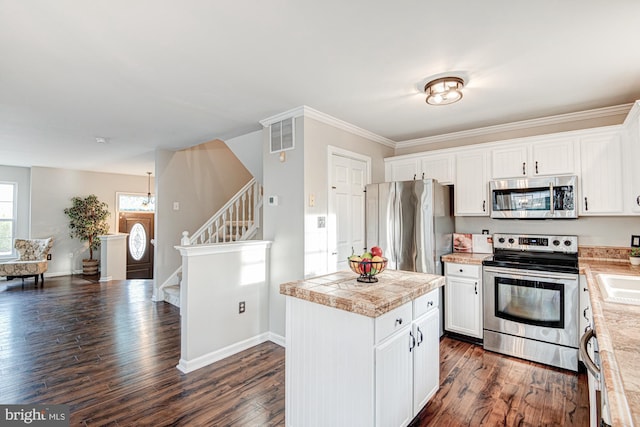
[270,117,295,153]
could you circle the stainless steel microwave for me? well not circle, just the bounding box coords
[489,175,578,219]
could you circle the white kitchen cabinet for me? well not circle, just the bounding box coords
[385,153,454,185]
[623,102,640,213]
[386,158,419,182]
[491,137,576,179]
[579,275,591,340]
[455,150,490,216]
[286,287,441,427]
[419,154,455,185]
[445,262,483,339]
[579,132,625,215]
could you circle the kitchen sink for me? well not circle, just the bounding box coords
[598,274,640,305]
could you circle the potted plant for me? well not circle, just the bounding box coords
[64,194,110,275]
[630,248,640,266]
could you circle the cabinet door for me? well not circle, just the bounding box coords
[455,150,489,216]
[531,137,576,176]
[491,144,528,178]
[445,276,482,338]
[412,309,439,415]
[419,154,455,185]
[375,326,413,427]
[579,133,624,215]
[386,158,419,182]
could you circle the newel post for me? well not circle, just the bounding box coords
[181,231,190,246]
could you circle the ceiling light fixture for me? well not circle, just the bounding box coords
[424,77,464,106]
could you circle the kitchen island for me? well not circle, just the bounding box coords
[280,269,445,427]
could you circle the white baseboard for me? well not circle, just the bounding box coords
[268,332,285,347]
[176,332,271,374]
[98,276,112,282]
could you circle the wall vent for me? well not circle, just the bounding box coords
[270,117,295,153]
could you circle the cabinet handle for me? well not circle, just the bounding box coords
[475,282,478,295]
[583,287,588,292]
[416,326,424,346]
[459,268,463,272]
[583,306,590,320]
[422,172,425,179]
[535,161,539,174]
[395,318,403,326]
[428,300,434,307]
[409,331,416,352]
[522,162,526,175]
[482,200,486,212]
[584,197,588,211]
[637,195,640,206]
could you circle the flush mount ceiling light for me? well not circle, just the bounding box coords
[424,77,464,105]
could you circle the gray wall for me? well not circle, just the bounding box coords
[155,139,253,290]
[30,167,151,275]
[263,115,394,338]
[0,165,31,242]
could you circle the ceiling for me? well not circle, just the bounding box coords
[2,1,640,176]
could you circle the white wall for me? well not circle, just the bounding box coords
[155,140,253,291]
[225,130,263,184]
[30,167,151,275]
[0,165,30,242]
[263,115,394,338]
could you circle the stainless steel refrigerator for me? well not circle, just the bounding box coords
[365,179,453,275]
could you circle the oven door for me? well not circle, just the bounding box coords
[484,266,579,348]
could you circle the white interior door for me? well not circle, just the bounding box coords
[329,153,368,272]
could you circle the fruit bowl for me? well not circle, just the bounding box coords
[348,257,388,283]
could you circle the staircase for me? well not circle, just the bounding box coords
[159,178,263,307]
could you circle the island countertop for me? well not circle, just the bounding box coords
[279,269,445,318]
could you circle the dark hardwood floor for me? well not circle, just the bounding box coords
[0,276,588,426]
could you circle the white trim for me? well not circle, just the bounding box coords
[268,332,286,347]
[175,240,272,257]
[260,105,395,147]
[176,332,271,373]
[396,103,633,148]
[99,276,113,282]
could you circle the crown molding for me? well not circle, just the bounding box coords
[259,105,395,148]
[396,103,634,149]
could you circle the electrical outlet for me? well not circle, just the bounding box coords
[47,254,52,260]
[239,301,246,314]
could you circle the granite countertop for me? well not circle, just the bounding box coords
[441,252,492,265]
[279,269,445,318]
[580,259,640,427]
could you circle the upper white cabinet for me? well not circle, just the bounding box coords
[385,153,454,185]
[455,149,490,216]
[579,131,624,215]
[624,102,640,213]
[491,137,576,179]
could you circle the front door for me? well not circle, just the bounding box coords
[119,212,154,279]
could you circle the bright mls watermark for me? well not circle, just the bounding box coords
[1,405,69,426]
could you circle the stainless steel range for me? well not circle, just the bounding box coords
[482,233,579,371]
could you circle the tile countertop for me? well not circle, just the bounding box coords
[279,269,445,318]
[580,259,640,427]
[441,252,492,265]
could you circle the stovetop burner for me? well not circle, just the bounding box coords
[482,233,579,274]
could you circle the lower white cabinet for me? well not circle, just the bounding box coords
[445,262,483,339]
[285,288,440,427]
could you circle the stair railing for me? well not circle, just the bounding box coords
[157,178,263,297]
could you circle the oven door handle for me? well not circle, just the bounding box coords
[482,266,579,281]
[580,327,600,381]
[549,182,555,214]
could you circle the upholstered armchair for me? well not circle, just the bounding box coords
[0,238,53,287]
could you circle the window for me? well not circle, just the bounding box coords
[117,193,155,213]
[0,183,16,258]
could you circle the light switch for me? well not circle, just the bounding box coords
[317,216,326,228]
[268,195,279,206]
[173,202,180,211]
[309,193,315,207]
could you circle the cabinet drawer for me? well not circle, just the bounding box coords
[445,263,480,279]
[414,288,439,318]
[375,302,412,345]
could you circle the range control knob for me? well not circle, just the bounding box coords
[498,237,505,244]
[564,240,572,247]
[553,240,560,246]
[508,238,515,244]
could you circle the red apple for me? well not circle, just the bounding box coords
[371,246,383,257]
